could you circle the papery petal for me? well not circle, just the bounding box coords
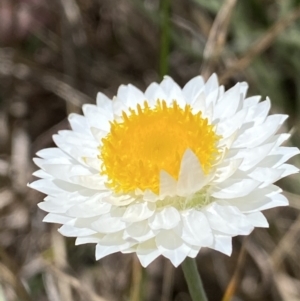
[183,76,205,104]
[96,92,113,111]
[155,230,191,267]
[123,220,155,242]
[136,239,162,267]
[160,76,186,107]
[246,212,268,228]
[204,203,254,235]
[211,178,260,199]
[205,73,219,95]
[159,170,177,198]
[212,234,232,256]
[213,83,242,120]
[149,207,181,230]
[177,149,208,196]
[145,82,167,107]
[181,210,213,246]
[91,209,126,233]
[68,113,91,135]
[233,115,288,148]
[122,202,155,222]
[58,224,96,237]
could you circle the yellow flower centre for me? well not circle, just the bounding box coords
[99,100,220,194]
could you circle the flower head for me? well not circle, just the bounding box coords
[30,74,299,267]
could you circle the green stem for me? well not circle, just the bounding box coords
[159,0,171,79]
[181,257,208,301]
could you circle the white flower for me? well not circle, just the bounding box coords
[30,74,299,267]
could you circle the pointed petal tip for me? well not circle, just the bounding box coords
[177,149,211,196]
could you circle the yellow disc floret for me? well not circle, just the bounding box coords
[99,100,220,194]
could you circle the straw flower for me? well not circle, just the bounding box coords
[30,74,299,267]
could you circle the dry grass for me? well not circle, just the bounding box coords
[1,0,300,300]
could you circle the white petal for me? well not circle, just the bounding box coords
[90,127,107,143]
[117,84,145,109]
[213,159,243,183]
[269,193,289,206]
[243,96,261,107]
[96,232,134,259]
[240,82,248,98]
[91,209,126,233]
[270,133,291,147]
[279,164,299,177]
[112,95,129,116]
[213,83,242,120]
[181,210,213,246]
[191,92,206,115]
[216,108,248,138]
[66,198,111,218]
[244,98,271,125]
[116,84,127,102]
[42,164,92,183]
[136,239,161,267]
[53,132,98,161]
[123,220,155,242]
[149,207,181,230]
[96,243,123,260]
[205,73,219,95]
[248,167,284,186]
[233,115,288,148]
[122,202,155,222]
[177,149,208,196]
[82,104,111,131]
[29,179,65,196]
[71,174,106,190]
[96,92,113,111]
[58,224,96,237]
[36,148,71,159]
[222,187,288,213]
[82,156,101,171]
[95,245,120,260]
[187,246,201,258]
[43,213,73,224]
[143,189,159,202]
[229,142,276,171]
[160,76,185,106]
[212,234,232,256]
[271,147,300,167]
[76,234,103,245]
[246,212,268,228]
[145,82,167,106]
[211,178,260,199]
[44,191,93,207]
[155,230,191,267]
[204,203,254,235]
[103,194,135,206]
[182,76,205,104]
[206,88,219,109]
[33,169,53,179]
[204,102,214,122]
[68,114,91,135]
[159,170,177,198]
[33,157,73,169]
[38,201,70,214]
[127,85,146,108]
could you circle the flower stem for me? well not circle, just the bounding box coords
[181,257,208,301]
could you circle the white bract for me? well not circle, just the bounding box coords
[30,74,299,267]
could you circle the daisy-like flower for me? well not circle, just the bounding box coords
[30,74,299,267]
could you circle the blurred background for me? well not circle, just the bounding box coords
[1,0,300,300]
